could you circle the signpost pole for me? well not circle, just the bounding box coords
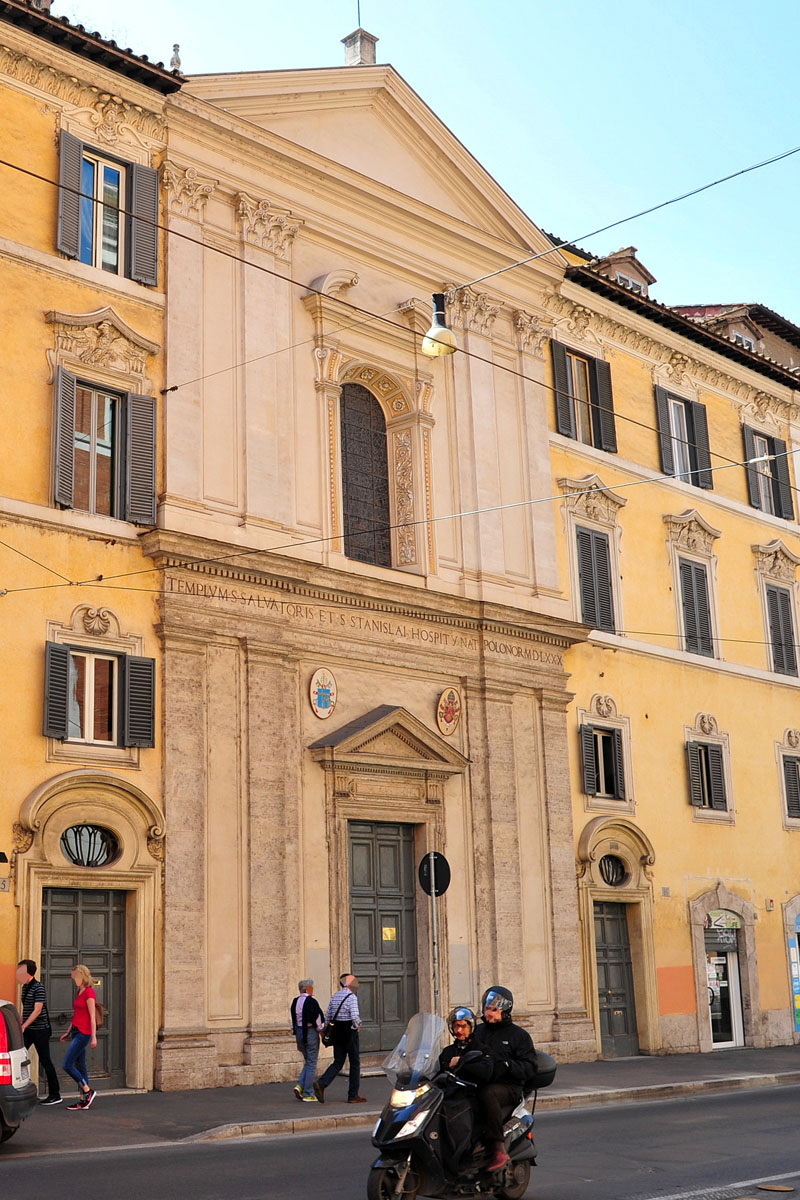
[429,849,440,1015]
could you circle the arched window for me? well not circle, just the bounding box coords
[340,383,391,567]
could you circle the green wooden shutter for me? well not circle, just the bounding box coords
[576,527,597,626]
[686,742,703,806]
[577,527,615,633]
[706,744,727,811]
[611,728,625,799]
[56,130,83,259]
[580,725,598,795]
[680,559,713,656]
[771,436,795,520]
[551,342,575,438]
[124,393,157,525]
[592,359,617,453]
[128,162,159,285]
[783,756,800,819]
[766,584,797,676]
[54,367,76,509]
[742,425,760,508]
[654,387,675,475]
[690,401,713,489]
[122,656,155,747]
[43,642,70,739]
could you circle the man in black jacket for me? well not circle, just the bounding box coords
[290,979,323,1101]
[471,985,537,1172]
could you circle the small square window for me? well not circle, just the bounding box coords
[580,725,625,800]
[687,741,727,811]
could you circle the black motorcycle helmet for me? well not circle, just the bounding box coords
[446,1006,476,1039]
[481,985,513,1022]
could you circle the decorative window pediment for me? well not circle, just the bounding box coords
[309,704,468,777]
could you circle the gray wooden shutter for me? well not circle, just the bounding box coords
[611,728,625,799]
[128,162,159,285]
[654,387,675,475]
[54,367,76,509]
[122,655,155,747]
[593,531,615,633]
[783,756,800,819]
[771,436,795,520]
[57,130,83,259]
[686,741,704,806]
[707,744,727,811]
[576,527,597,626]
[43,641,70,739]
[551,341,575,438]
[580,725,598,795]
[742,425,760,508]
[690,401,713,489]
[680,559,713,656]
[592,359,617,453]
[766,584,798,676]
[124,393,157,525]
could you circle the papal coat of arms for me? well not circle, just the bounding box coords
[309,668,338,719]
[436,687,462,736]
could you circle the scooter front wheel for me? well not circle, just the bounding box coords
[499,1160,531,1200]
[366,1165,418,1200]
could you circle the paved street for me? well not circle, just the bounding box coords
[4,1084,800,1200]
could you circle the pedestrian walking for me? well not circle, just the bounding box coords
[313,973,366,1104]
[290,979,324,1101]
[16,959,61,1105]
[60,964,99,1110]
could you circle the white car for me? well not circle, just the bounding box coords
[0,999,37,1143]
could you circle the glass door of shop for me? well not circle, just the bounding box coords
[706,949,744,1048]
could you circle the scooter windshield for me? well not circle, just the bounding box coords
[381,1012,447,1088]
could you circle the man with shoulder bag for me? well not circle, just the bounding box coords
[16,959,61,1105]
[313,973,365,1105]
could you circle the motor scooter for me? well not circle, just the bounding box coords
[368,1012,556,1200]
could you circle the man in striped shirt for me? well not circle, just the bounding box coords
[16,959,61,1105]
[313,973,366,1104]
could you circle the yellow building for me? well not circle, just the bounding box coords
[0,0,180,1088]
[549,245,800,1054]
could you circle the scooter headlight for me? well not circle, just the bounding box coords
[395,1109,430,1140]
[390,1083,431,1108]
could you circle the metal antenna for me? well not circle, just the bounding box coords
[357,1,361,26]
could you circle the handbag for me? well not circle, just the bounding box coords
[321,996,349,1047]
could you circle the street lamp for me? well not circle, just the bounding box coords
[420,293,457,357]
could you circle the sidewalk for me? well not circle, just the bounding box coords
[6,1044,800,1157]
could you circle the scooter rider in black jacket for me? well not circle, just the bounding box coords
[471,985,538,1173]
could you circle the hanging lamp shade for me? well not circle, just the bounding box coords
[421,293,457,357]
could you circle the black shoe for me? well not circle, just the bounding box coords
[39,1095,62,1106]
[313,1080,325,1103]
[83,1089,96,1108]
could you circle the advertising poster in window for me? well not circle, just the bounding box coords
[790,918,800,1034]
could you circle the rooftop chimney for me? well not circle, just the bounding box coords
[342,28,378,66]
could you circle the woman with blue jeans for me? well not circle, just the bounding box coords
[60,965,98,1110]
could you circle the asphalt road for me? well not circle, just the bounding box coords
[3,1085,800,1200]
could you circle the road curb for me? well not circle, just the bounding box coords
[183,1071,800,1141]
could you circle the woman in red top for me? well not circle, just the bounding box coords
[60,965,98,1110]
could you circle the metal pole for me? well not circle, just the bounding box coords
[429,849,440,1014]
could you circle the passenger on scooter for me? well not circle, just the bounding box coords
[471,985,538,1174]
[438,1006,491,1077]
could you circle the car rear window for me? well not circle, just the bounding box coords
[0,1003,23,1051]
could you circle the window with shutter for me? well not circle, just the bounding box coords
[551,342,616,452]
[686,741,727,811]
[576,526,615,633]
[57,131,159,285]
[679,558,715,657]
[655,388,713,489]
[52,369,156,525]
[43,642,155,749]
[742,425,794,520]
[765,584,798,676]
[580,724,625,799]
[782,756,800,820]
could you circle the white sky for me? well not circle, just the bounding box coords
[53,0,800,322]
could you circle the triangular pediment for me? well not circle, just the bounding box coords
[309,705,468,774]
[186,66,561,256]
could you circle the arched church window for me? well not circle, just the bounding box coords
[340,383,391,568]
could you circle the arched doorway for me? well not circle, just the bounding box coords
[690,883,762,1051]
[577,817,659,1056]
[12,769,164,1089]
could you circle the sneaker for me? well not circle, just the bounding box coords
[39,1095,62,1106]
[67,1099,86,1110]
[313,1080,325,1103]
[83,1089,96,1108]
[301,1094,318,1102]
[293,1084,303,1100]
[486,1148,510,1173]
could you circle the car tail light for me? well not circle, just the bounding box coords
[0,1010,10,1085]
